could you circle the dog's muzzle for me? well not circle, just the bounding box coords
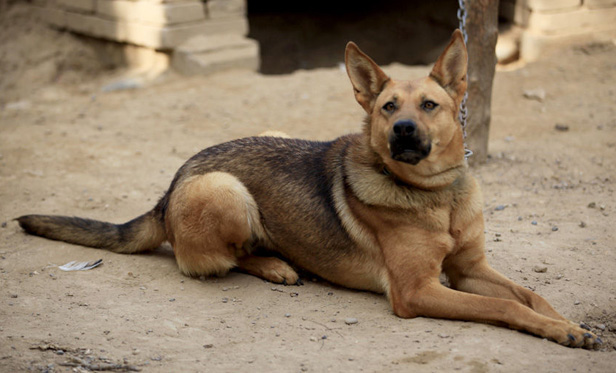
[389,120,431,165]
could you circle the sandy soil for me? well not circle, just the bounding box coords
[1,5,615,373]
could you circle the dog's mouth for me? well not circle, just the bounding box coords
[389,135,432,165]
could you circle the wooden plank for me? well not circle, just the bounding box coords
[465,0,499,164]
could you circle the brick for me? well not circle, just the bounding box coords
[57,0,95,12]
[200,17,248,36]
[205,0,246,19]
[585,0,616,9]
[526,0,581,12]
[172,35,259,75]
[175,33,255,53]
[528,6,616,34]
[96,0,206,25]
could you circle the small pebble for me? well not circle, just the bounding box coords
[588,202,596,208]
[285,313,291,318]
[533,266,548,273]
[523,88,546,102]
[310,336,317,342]
[596,324,606,331]
[203,344,213,349]
[579,221,587,228]
[531,220,538,225]
[494,205,506,211]
[554,123,569,132]
[551,226,559,231]
[169,298,175,302]
[344,318,358,325]
[574,300,581,305]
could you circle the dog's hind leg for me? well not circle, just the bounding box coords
[237,255,301,285]
[165,172,265,278]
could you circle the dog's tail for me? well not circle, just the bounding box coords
[16,209,166,254]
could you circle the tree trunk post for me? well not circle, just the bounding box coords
[465,0,499,165]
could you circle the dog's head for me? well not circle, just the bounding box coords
[345,30,468,187]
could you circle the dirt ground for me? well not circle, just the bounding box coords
[1,5,616,373]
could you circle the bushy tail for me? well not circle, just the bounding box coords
[16,210,166,253]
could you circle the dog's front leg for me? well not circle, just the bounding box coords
[442,235,569,322]
[391,277,600,348]
[382,234,601,349]
[444,253,569,321]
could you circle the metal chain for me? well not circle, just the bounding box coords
[457,0,473,159]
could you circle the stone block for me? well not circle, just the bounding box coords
[172,34,259,75]
[528,6,616,34]
[526,0,581,12]
[57,0,95,12]
[201,17,248,36]
[96,0,205,25]
[205,0,246,19]
[585,0,616,9]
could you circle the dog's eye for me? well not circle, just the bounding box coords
[382,102,396,113]
[421,100,438,111]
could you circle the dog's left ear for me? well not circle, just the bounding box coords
[345,42,390,113]
[429,30,468,100]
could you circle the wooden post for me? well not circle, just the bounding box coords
[465,0,499,164]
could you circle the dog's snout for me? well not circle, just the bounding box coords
[393,120,417,137]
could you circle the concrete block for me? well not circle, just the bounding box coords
[205,0,246,19]
[159,22,210,48]
[528,6,616,34]
[172,34,259,75]
[175,33,255,53]
[96,0,206,25]
[585,0,616,9]
[201,17,248,36]
[57,0,95,13]
[527,0,581,12]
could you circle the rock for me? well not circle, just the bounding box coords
[533,266,548,273]
[344,317,358,325]
[554,123,569,132]
[579,221,587,228]
[523,88,546,102]
[101,78,142,93]
[494,205,506,211]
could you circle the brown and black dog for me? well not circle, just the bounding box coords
[18,30,601,349]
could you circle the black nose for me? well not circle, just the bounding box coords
[393,120,417,137]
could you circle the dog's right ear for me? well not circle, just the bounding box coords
[345,42,390,113]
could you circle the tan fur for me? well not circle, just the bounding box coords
[258,130,291,138]
[165,172,265,277]
[17,30,601,349]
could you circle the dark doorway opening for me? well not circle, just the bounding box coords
[247,0,460,75]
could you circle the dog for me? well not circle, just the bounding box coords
[17,30,600,349]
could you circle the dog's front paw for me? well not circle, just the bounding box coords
[553,321,602,349]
